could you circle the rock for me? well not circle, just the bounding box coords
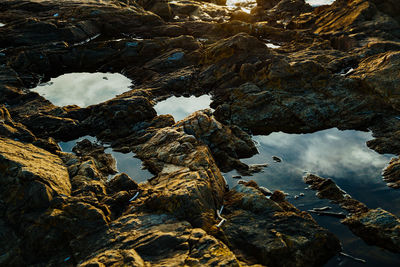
[303,173,349,202]
[382,157,400,188]
[175,109,258,172]
[350,51,400,111]
[107,173,139,193]
[0,137,71,223]
[137,0,173,20]
[272,156,281,162]
[130,123,228,228]
[221,182,341,266]
[72,213,242,266]
[343,208,400,253]
[73,138,117,176]
[305,173,400,253]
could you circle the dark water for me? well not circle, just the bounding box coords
[59,136,153,183]
[224,129,400,266]
[31,72,133,107]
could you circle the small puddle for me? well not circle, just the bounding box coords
[31,72,133,107]
[59,136,152,183]
[224,128,400,266]
[306,0,335,7]
[154,95,212,121]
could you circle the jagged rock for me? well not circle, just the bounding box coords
[73,138,117,176]
[303,173,349,201]
[137,0,173,20]
[305,173,400,253]
[107,173,139,193]
[343,208,400,253]
[350,51,400,111]
[382,157,400,189]
[72,212,243,266]
[222,181,341,266]
[132,126,226,229]
[176,109,258,172]
[0,137,71,223]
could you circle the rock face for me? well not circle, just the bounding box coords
[2,0,400,265]
[0,137,71,223]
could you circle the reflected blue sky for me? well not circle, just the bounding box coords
[224,128,400,266]
[225,129,399,213]
[32,72,133,107]
[154,95,212,121]
[59,136,152,183]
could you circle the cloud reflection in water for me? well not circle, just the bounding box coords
[32,72,133,107]
[154,95,212,121]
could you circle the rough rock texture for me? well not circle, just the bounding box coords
[222,181,341,266]
[0,137,71,223]
[304,173,400,253]
[2,0,400,265]
[382,157,400,189]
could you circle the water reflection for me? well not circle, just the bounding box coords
[32,72,133,107]
[226,0,335,8]
[59,136,152,183]
[224,128,400,266]
[306,0,335,6]
[0,23,5,27]
[154,95,212,121]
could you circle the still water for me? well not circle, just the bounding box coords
[226,0,335,7]
[224,128,400,266]
[32,72,133,107]
[153,95,212,121]
[59,136,153,183]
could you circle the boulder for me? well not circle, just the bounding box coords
[0,137,71,223]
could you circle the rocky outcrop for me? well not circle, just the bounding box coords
[0,137,71,223]
[222,180,341,266]
[2,0,400,265]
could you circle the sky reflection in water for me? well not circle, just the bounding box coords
[59,136,152,183]
[32,72,133,107]
[226,129,399,213]
[225,128,400,266]
[154,95,212,121]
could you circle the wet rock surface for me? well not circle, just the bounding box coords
[1,0,400,266]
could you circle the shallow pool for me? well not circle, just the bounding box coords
[154,95,212,121]
[224,128,400,266]
[32,72,133,107]
[59,136,152,183]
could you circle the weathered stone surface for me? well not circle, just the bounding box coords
[343,208,400,253]
[222,181,341,266]
[382,157,400,189]
[3,0,400,265]
[350,51,400,111]
[0,137,71,222]
[176,109,258,171]
[131,125,226,229]
[72,212,243,266]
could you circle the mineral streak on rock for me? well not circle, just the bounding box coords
[1,0,400,265]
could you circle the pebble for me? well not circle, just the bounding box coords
[272,156,282,162]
